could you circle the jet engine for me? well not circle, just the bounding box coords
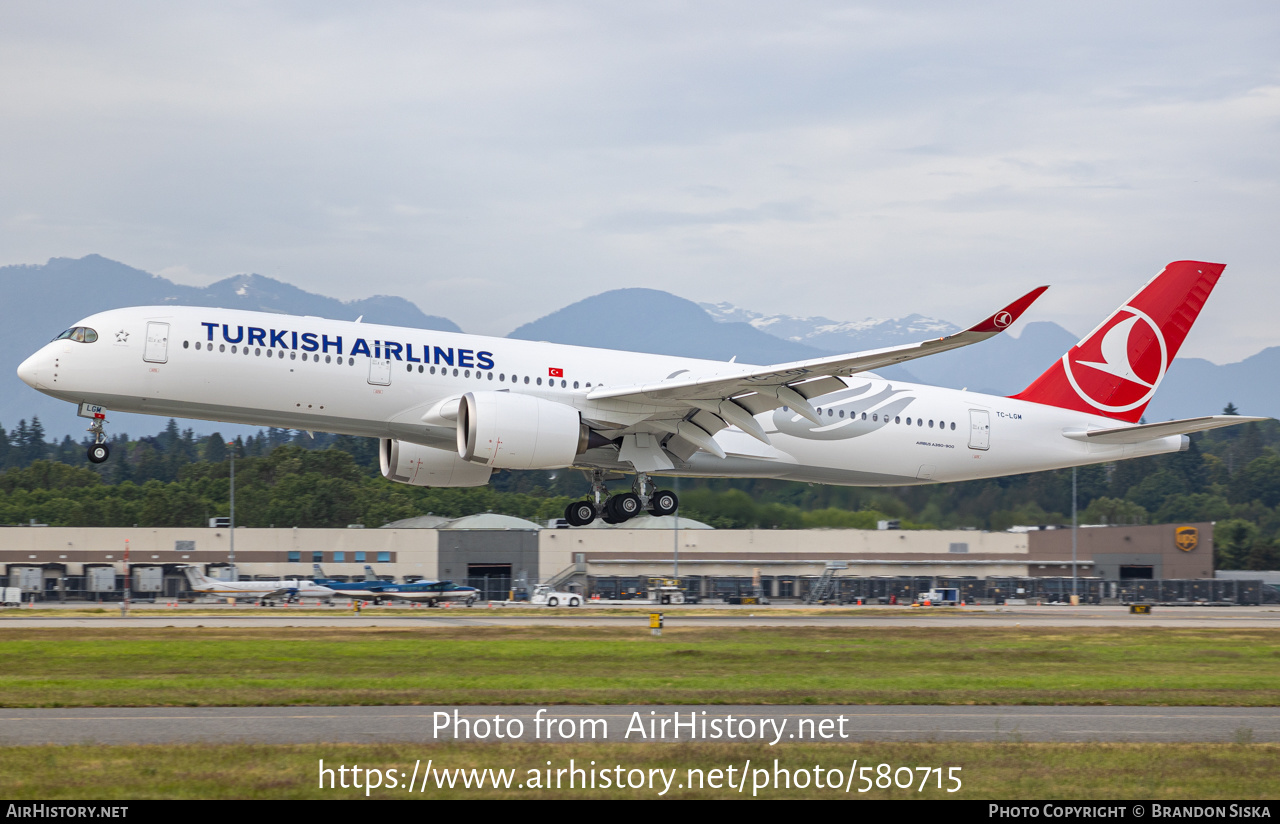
[380,439,493,487]
[456,391,591,469]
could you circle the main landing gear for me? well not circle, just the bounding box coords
[86,415,110,464]
[563,470,679,527]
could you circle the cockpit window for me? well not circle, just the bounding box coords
[53,327,98,343]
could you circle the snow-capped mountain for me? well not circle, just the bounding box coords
[700,302,959,352]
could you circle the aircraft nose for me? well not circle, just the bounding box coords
[16,352,40,388]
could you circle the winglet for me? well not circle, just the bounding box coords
[964,285,1049,335]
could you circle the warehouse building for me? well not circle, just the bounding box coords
[0,516,1242,602]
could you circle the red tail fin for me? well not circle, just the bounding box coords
[1010,260,1224,422]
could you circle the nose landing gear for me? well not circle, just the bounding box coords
[86,415,110,464]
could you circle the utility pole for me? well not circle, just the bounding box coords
[228,441,236,581]
[120,538,130,617]
[672,476,680,578]
[1072,466,1078,601]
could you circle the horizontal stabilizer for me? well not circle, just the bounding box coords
[1063,415,1267,445]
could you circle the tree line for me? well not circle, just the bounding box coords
[1,406,1278,570]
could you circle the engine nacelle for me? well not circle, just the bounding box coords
[457,391,588,469]
[380,439,493,487]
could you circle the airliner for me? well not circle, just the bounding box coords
[16,260,1264,526]
[182,567,337,602]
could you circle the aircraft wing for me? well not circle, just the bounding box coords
[1063,415,1268,444]
[583,286,1046,459]
[259,586,300,600]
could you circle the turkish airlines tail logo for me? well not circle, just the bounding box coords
[1011,260,1225,422]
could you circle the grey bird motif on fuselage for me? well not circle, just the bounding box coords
[769,381,915,440]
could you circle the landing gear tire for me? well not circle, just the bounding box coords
[612,493,642,521]
[601,496,626,524]
[650,489,678,517]
[565,500,596,527]
[88,443,110,464]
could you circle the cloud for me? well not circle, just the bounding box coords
[0,2,1277,361]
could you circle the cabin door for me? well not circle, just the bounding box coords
[968,409,991,450]
[143,322,169,363]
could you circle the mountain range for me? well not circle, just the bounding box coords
[2,255,1274,440]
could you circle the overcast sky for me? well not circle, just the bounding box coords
[2,2,1277,362]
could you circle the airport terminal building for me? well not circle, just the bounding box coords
[2,514,1264,604]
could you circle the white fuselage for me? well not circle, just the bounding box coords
[187,577,337,600]
[17,306,1186,485]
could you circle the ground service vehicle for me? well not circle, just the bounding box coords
[529,585,582,607]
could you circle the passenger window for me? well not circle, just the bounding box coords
[872,414,878,422]
[895,416,900,424]
[537,377,543,385]
[464,370,470,378]
[929,420,934,428]
[524,376,530,384]
[839,410,845,418]
[950,422,956,430]
[861,413,866,420]
[918,418,923,426]
[221,344,227,353]
[184,341,190,349]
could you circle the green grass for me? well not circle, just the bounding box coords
[0,741,1275,799]
[0,626,1277,707]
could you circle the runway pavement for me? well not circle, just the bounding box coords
[2,605,1279,628]
[0,706,1274,745]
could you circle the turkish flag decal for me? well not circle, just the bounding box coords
[549,368,564,378]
